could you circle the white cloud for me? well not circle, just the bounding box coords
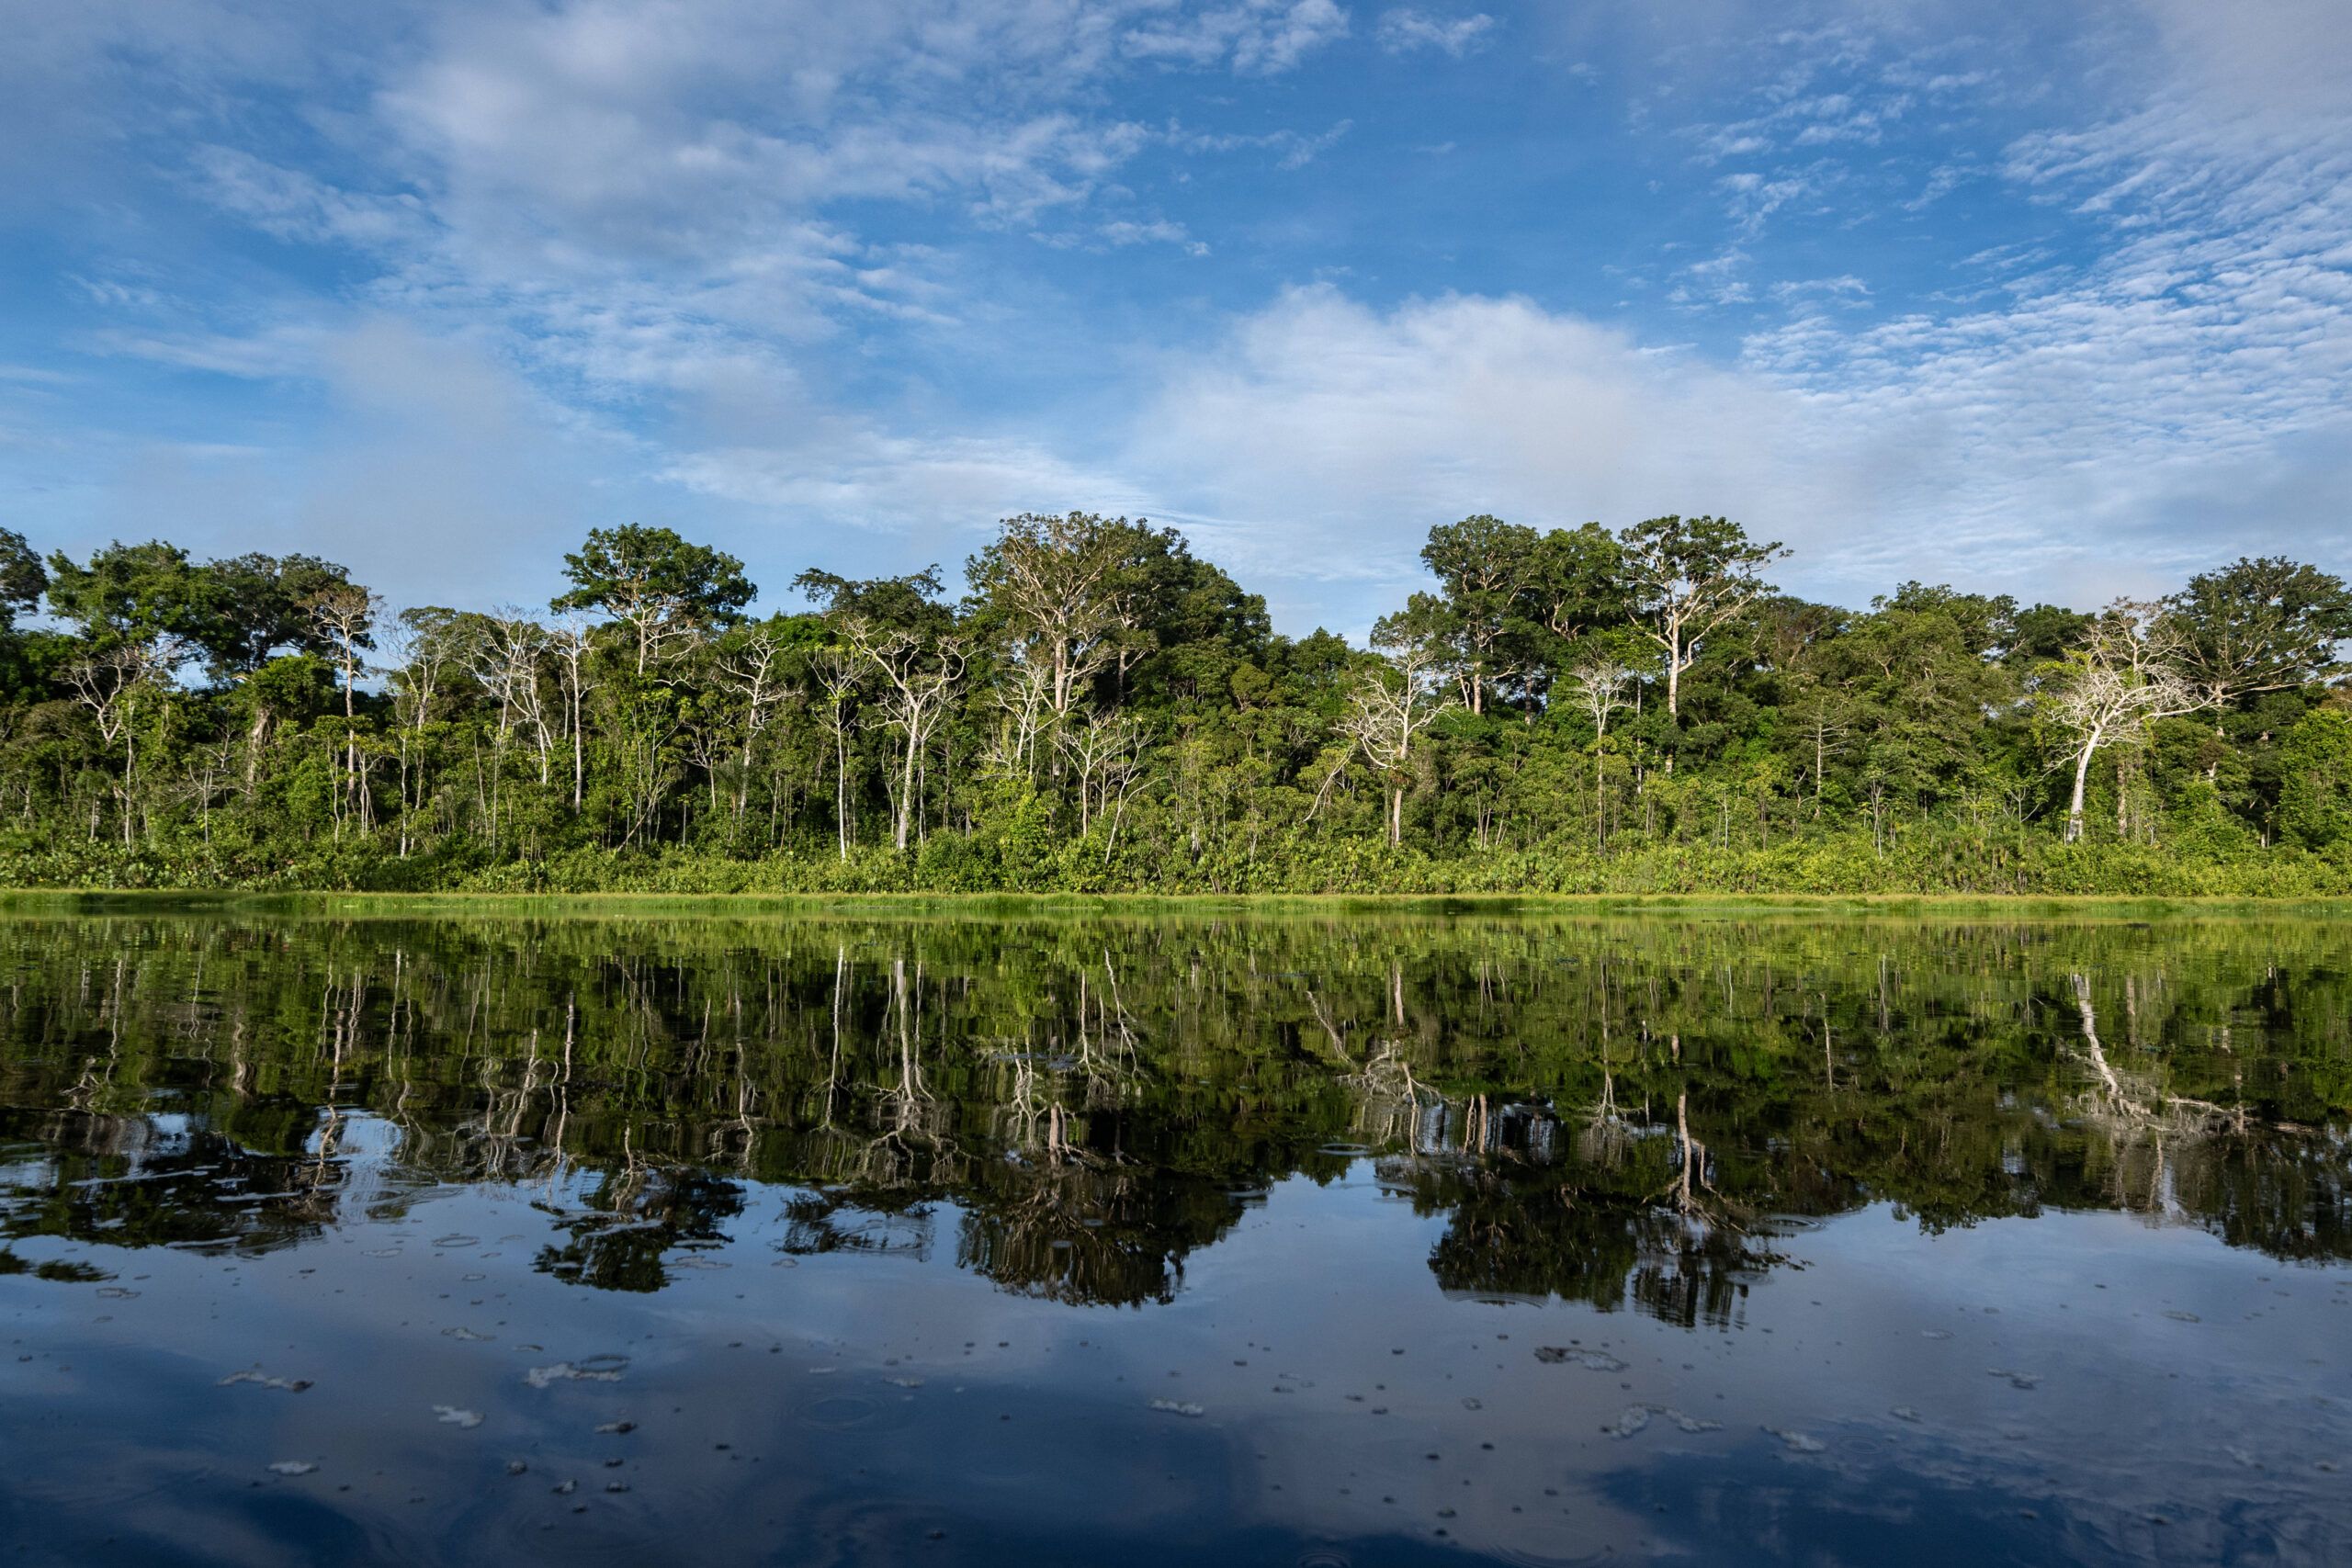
[1374,9,1494,58]
[1123,0,1351,75]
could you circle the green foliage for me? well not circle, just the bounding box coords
[0,516,2342,896]
[2278,709,2352,851]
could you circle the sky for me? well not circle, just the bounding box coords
[1,0,2346,638]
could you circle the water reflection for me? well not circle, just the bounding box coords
[0,908,2347,1315]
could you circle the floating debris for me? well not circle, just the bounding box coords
[1460,1397,1482,1411]
[1535,1348,1629,1372]
[362,1248,401,1258]
[1891,1406,1922,1423]
[96,1288,139,1300]
[506,1461,529,1475]
[431,1235,480,1248]
[594,1421,637,1435]
[1604,1403,1721,1438]
[526,1357,628,1388]
[884,1377,923,1389]
[551,1480,577,1495]
[1987,1369,2042,1390]
[442,1327,495,1342]
[267,1461,317,1476]
[220,1371,313,1393]
[1920,1330,1953,1340]
[1764,1427,1825,1452]
[670,1258,730,1270]
[605,1480,629,1494]
[2164,1312,2201,1323]
[434,1405,484,1428]
[1149,1399,1204,1417]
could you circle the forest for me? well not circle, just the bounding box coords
[0,510,2346,895]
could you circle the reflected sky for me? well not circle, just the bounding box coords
[2,907,2348,1564]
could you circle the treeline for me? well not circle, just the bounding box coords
[0,511,2346,893]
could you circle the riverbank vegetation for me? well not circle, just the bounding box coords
[0,512,2345,895]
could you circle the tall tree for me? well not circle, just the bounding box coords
[964,513,1145,758]
[1616,515,1787,722]
[2166,557,2352,706]
[1419,514,1539,716]
[206,553,355,679]
[45,540,223,654]
[554,525,755,674]
[2038,600,2207,843]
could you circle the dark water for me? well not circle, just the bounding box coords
[3,904,2349,1566]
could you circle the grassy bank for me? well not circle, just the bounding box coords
[2,824,2346,902]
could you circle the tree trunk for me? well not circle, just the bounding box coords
[2064,730,2101,843]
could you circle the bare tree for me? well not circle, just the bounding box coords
[63,639,179,844]
[967,513,1141,739]
[807,646,863,862]
[1340,623,1455,848]
[1559,660,1633,850]
[381,608,462,855]
[713,624,795,829]
[549,613,599,810]
[838,616,966,852]
[1056,709,1153,844]
[302,583,382,824]
[2038,599,2208,843]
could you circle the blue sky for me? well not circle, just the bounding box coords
[2,0,2346,637]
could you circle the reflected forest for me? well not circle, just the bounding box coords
[1,513,2350,894]
[6,911,2347,1324]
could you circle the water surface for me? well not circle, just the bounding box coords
[3,906,2347,1564]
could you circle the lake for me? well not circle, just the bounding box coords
[2,903,2347,1565]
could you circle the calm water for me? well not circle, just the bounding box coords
[3,904,2348,1566]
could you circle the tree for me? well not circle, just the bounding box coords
[1419,514,1539,716]
[1616,515,1787,722]
[1341,615,1455,847]
[45,540,223,654]
[2167,557,2352,707]
[2038,600,2208,843]
[1559,661,1634,850]
[206,553,355,679]
[0,530,48,627]
[964,513,1144,738]
[2278,709,2352,851]
[837,616,966,852]
[554,525,755,674]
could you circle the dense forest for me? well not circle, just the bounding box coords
[0,511,2346,894]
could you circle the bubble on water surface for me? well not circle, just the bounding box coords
[434,1405,484,1428]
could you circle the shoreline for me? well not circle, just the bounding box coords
[3,887,2346,919]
